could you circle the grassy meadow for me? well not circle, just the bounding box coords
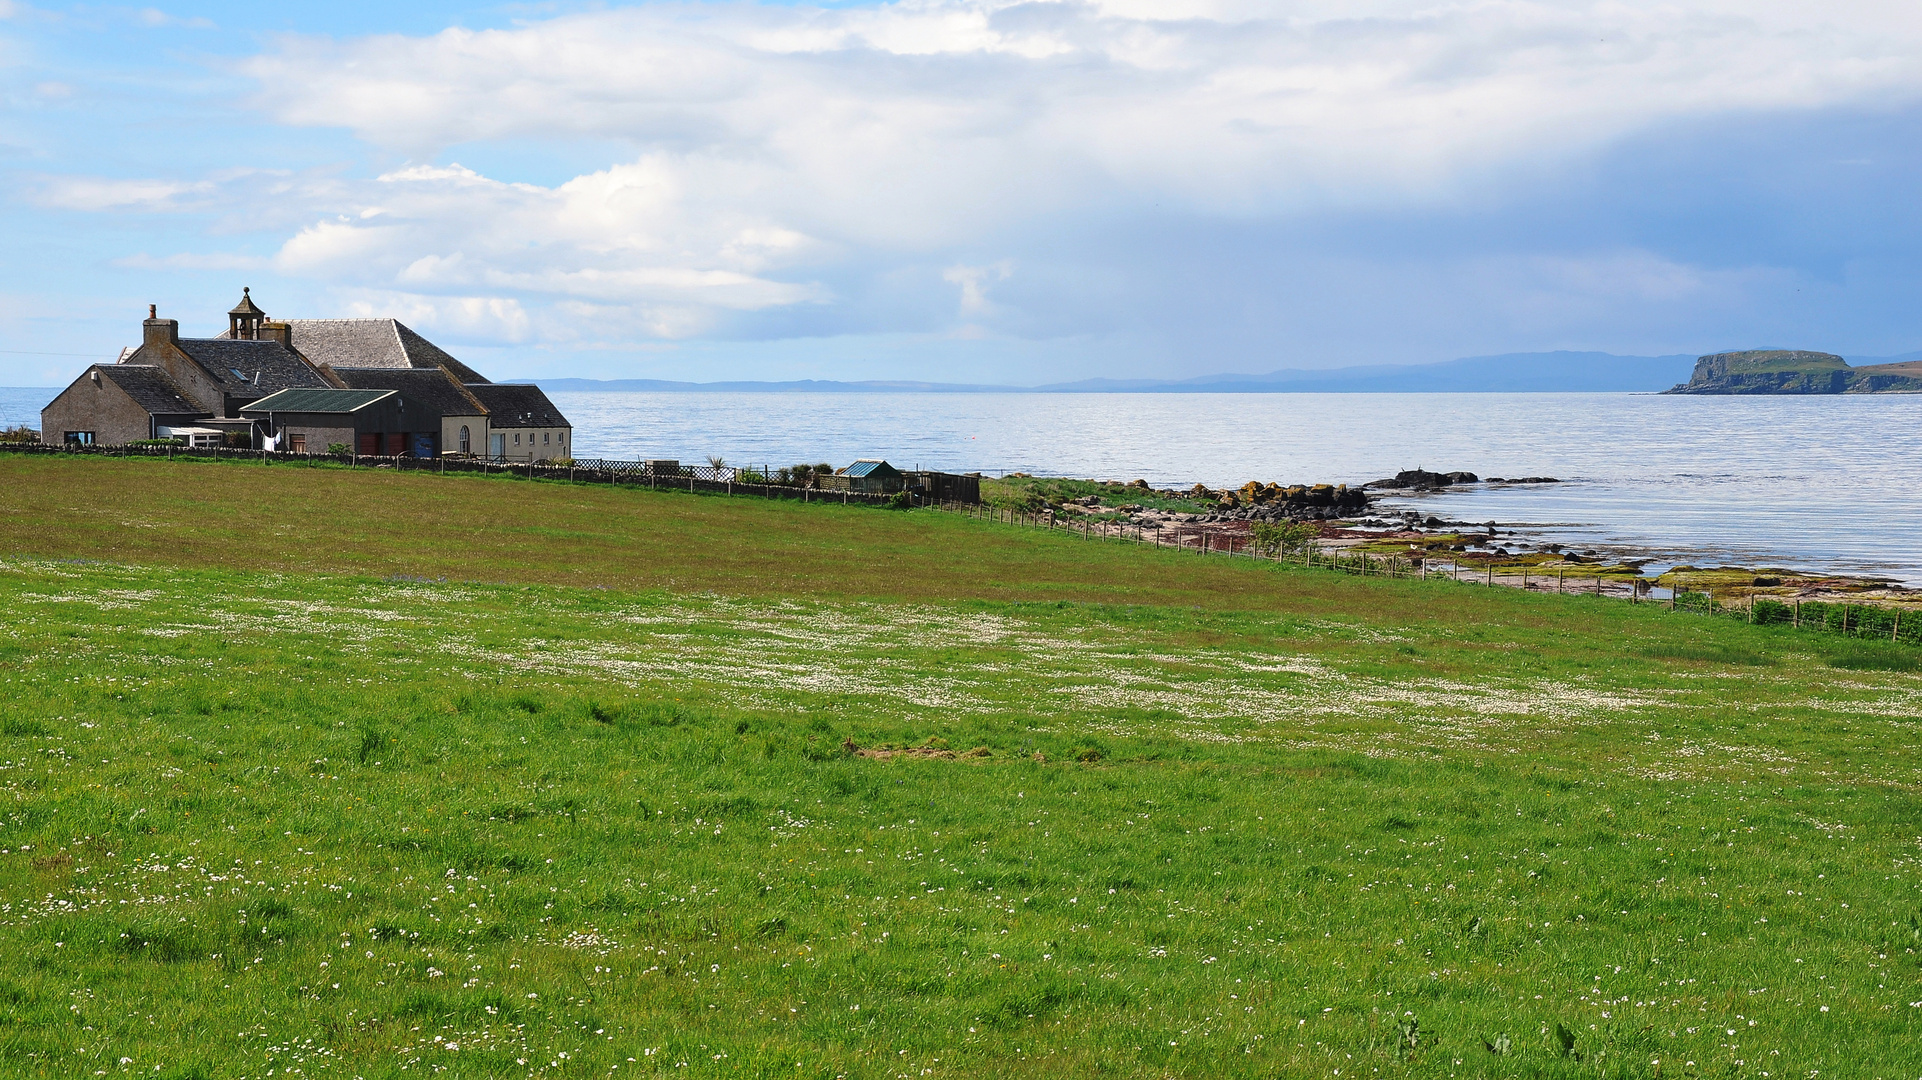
[0,454,1920,1079]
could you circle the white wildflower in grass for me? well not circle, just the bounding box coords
[2,549,1920,1073]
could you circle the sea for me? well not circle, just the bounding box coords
[6,387,1919,585]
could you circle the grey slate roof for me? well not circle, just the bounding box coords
[241,388,397,415]
[331,366,487,417]
[96,365,205,417]
[464,383,570,428]
[173,338,332,398]
[284,320,489,384]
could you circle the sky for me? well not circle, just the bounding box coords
[3,0,1921,386]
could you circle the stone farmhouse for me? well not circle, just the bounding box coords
[40,290,572,462]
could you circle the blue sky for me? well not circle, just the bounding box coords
[4,0,1921,386]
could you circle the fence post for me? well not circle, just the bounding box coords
[1793,599,1799,628]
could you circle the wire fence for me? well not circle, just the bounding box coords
[941,500,1922,647]
[8,442,1914,647]
[0,442,919,507]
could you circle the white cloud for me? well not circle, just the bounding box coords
[40,1,1922,367]
[335,289,534,343]
[34,176,213,211]
[245,1,1922,217]
[137,7,214,29]
[944,261,1014,314]
[264,161,828,339]
[111,251,270,271]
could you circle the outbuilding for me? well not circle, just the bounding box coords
[833,460,907,494]
[41,364,207,447]
[241,387,438,456]
[329,366,489,457]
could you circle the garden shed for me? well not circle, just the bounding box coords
[834,460,906,494]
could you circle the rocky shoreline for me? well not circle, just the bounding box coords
[1024,468,1914,608]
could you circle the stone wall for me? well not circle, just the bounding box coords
[40,373,152,447]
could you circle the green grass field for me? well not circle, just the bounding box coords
[1,455,1919,1079]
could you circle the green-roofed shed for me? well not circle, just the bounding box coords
[240,386,442,457]
[830,459,906,493]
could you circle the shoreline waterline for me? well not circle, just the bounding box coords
[4,386,1918,586]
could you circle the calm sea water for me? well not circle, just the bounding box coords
[7,386,1918,584]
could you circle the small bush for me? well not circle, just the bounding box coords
[327,442,350,455]
[1250,521,1319,557]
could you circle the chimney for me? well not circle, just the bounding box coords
[143,307,179,350]
[260,321,293,348]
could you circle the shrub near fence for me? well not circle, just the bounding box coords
[0,442,915,508]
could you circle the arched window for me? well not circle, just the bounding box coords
[459,425,470,453]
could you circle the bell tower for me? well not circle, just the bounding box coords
[228,287,266,340]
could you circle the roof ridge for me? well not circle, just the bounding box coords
[439,365,489,415]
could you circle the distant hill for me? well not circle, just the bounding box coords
[536,377,1011,393]
[1035,351,1697,393]
[535,351,1700,394]
[1665,350,1922,394]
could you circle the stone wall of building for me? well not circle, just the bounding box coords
[40,375,153,447]
[494,427,572,462]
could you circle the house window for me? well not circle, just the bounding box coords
[459,425,470,453]
[64,431,95,447]
[514,433,520,445]
[559,433,565,445]
[290,433,307,454]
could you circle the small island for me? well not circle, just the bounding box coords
[1664,348,1922,393]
